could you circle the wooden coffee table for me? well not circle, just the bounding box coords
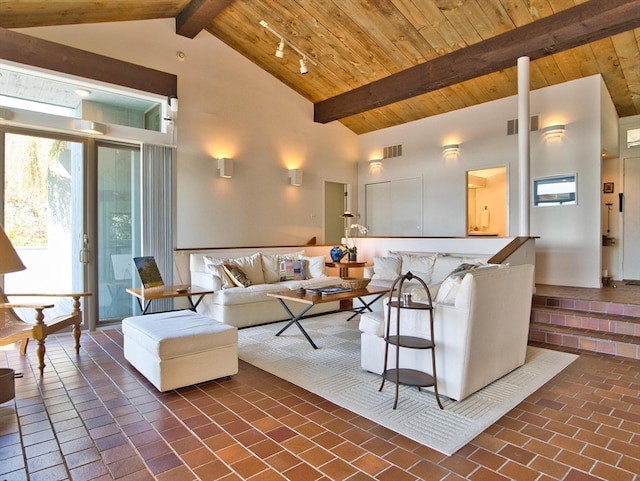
[126,285,214,314]
[267,285,389,349]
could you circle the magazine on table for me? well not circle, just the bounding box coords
[306,285,352,295]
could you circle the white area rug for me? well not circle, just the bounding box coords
[237,312,578,455]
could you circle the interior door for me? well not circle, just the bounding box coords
[623,157,640,279]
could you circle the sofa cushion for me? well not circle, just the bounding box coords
[212,283,288,305]
[203,256,234,288]
[223,263,253,288]
[434,275,463,304]
[228,253,265,284]
[279,258,307,281]
[262,251,304,283]
[398,253,436,283]
[371,256,402,281]
[300,255,326,278]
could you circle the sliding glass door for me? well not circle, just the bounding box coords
[96,143,141,322]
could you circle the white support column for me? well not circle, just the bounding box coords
[518,56,530,236]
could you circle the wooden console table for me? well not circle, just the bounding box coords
[126,285,214,314]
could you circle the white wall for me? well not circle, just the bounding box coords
[11,22,619,287]
[358,75,610,287]
[17,19,359,249]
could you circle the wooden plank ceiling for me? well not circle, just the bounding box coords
[1,0,640,135]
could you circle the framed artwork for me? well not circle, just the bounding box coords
[603,182,614,194]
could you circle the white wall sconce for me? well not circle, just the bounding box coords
[289,169,303,186]
[369,159,382,168]
[218,158,234,178]
[73,119,107,135]
[541,124,566,139]
[443,144,460,156]
[0,108,14,121]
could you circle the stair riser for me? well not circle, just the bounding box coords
[529,328,640,360]
[533,296,640,318]
[531,309,640,336]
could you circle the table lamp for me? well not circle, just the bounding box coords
[0,225,26,277]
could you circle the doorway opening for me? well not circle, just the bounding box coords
[467,167,507,236]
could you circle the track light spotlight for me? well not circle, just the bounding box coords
[299,57,308,75]
[275,40,285,58]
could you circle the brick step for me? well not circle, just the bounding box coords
[531,305,640,336]
[532,294,640,319]
[529,322,640,360]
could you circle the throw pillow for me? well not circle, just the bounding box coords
[399,254,437,283]
[262,251,304,283]
[228,253,265,284]
[434,275,463,304]
[299,255,326,278]
[203,256,234,288]
[371,256,402,281]
[222,263,252,288]
[279,258,307,281]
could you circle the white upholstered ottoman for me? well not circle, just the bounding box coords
[122,310,238,392]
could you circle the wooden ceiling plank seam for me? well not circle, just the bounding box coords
[364,0,437,63]
[496,0,536,27]
[314,0,640,123]
[590,37,636,114]
[610,30,640,92]
[436,2,484,48]
[531,55,567,85]
[330,1,428,69]
[175,0,234,39]
[389,0,454,57]
[0,27,177,98]
[207,2,349,101]
[548,49,588,83]
[292,0,399,84]
[472,0,518,38]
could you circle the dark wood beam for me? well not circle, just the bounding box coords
[176,0,234,39]
[314,0,640,124]
[0,28,177,98]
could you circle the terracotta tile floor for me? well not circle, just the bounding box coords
[1,324,639,480]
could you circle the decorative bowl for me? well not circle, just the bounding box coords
[341,277,370,290]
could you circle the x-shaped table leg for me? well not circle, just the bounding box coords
[274,299,318,349]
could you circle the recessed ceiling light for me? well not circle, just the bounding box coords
[75,89,91,97]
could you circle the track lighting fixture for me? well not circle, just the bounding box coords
[259,20,318,74]
[299,58,308,75]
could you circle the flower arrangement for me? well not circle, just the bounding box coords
[344,224,368,256]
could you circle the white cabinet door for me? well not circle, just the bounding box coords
[365,177,422,236]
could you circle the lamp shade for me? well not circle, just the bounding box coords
[0,225,26,274]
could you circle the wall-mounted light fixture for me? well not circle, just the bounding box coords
[369,158,382,168]
[259,20,318,74]
[218,158,234,178]
[0,108,14,121]
[443,144,460,156]
[541,124,565,139]
[73,119,107,135]
[289,169,303,186]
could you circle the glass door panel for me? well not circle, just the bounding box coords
[3,132,85,317]
[97,143,141,322]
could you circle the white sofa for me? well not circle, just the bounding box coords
[359,263,535,401]
[188,248,342,328]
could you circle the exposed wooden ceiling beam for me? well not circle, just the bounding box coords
[0,28,177,97]
[176,0,234,39]
[314,0,640,124]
